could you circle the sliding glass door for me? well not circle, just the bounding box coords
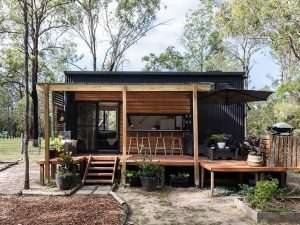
[76,101,119,153]
[96,102,119,152]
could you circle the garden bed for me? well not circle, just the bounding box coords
[235,197,300,224]
[0,195,124,225]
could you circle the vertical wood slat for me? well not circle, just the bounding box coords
[193,86,199,187]
[121,88,127,185]
[44,84,50,183]
[265,135,300,169]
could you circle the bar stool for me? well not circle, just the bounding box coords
[128,131,139,154]
[171,132,183,156]
[139,131,151,155]
[155,132,166,156]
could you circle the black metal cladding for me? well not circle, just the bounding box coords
[64,71,245,144]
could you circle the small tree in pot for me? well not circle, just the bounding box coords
[138,146,162,191]
[56,153,79,190]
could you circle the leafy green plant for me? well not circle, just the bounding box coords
[245,179,279,210]
[138,149,162,178]
[50,136,64,153]
[126,170,139,178]
[57,153,76,175]
[209,133,225,143]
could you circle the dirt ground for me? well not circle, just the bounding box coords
[0,195,124,225]
[118,187,253,225]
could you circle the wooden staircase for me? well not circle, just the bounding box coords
[82,155,117,185]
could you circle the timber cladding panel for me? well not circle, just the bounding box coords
[127,92,191,113]
[75,91,192,114]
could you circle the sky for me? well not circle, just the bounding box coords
[75,0,280,89]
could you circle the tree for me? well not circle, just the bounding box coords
[68,0,161,71]
[216,0,265,88]
[142,0,238,72]
[142,46,186,72]
[68,0,101,71]
[17,0,30,189]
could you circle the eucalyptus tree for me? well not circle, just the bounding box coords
[216,0,266,88]
[142,46,187,72]
[68,0,161,71]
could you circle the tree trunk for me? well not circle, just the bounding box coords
[22,0,30,190]
[31,25,39,146]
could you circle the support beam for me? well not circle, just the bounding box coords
[44,84,50,184]
[121,88,127,185]
[193,86,200,187]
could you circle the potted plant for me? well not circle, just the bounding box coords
[209,134,226,149]
[55,153,79,190]
[169,172,190,187]
[126,170,141,187]
[247,149,264,167]
[138,147,162,191]
[50,136,63,159]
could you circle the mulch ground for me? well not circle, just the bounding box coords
[0,195,124,225]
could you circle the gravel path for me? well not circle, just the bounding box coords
[0,159,40,194]
[118,187,253,225]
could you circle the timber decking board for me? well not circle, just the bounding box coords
[199,158,288,172]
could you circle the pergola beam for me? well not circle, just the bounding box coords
[37,83,213,92]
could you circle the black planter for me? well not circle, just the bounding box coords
[140,176,157,191]
[128,176,141,187]
[169,177,190,187]
[56,174,77,190]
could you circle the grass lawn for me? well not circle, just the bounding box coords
[0,138,44,162]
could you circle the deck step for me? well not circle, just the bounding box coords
[90,161,115,165]
[82,156,117,185]
[88,167,114,171]
[85,179,113,184]
[87,172,113,177]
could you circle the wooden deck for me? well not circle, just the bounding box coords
[199,158,287,172]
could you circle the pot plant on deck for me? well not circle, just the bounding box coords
[138,146,162,191]
[56,153,79,190]
[208,133,226,149]
[169,172,190,187]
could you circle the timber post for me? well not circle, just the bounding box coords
[44,84,50,184]
[193,85,200,187]
[121,87,127,185]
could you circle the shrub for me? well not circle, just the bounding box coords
[246,179,279,210]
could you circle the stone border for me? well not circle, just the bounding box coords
[21,184,82,196]
[109,191,130,225]
[0,161,19,172]
[234,197,300,224]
